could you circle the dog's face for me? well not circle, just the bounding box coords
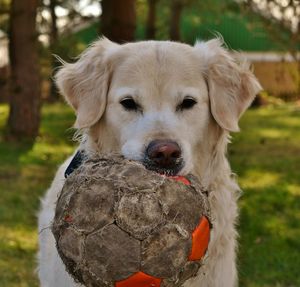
[56,38,261,177]
[106,43,210,175]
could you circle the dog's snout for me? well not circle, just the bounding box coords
[146,140,182,170]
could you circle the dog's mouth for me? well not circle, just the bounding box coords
[142,157,184,176]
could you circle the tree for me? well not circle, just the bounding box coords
[146,0,158,39]
[168,0,196,41]
[48,0,60,101]
[169,0,184,41]
[100,0,136,43]
[7,0,41,139]
[244,0,299,58]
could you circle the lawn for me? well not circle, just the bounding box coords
[0,103,299,287]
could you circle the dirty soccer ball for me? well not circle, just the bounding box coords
[52,154,211,287]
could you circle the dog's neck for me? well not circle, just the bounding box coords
[193,124,232,191]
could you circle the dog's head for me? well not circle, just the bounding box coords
[56,38,261,177]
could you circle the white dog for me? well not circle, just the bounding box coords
[38,38,261,287]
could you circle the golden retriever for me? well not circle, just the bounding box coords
[38,37,261,287]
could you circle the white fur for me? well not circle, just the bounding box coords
[38,38,261,287]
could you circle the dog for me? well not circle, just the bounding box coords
[38,37,261,287]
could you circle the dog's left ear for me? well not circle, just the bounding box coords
[194,38,262,132]
[55,37,118,129]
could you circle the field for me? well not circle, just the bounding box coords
[0,103,299,287]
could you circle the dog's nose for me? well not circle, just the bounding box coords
[146,140,182,169]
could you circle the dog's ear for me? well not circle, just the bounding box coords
[55,37,118,129]
[194,38,262,132]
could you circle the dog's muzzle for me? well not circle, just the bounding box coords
[143,140,184,176]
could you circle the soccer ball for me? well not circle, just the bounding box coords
[52,154,211,287]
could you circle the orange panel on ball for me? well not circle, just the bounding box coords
[168,176,191,185]
[115,271,162,287]
[188,216,210,261]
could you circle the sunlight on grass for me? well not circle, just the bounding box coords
[274,116,300,128]
[287,184,300,196]
[0,104,8,114]
[239,170,281,189]
[0,226,36,253]
[19,142,74,165]
[0,105,8,131]
[258,128,291,139]
[0,226,38,287]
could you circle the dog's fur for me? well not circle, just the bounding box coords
[38,38,261,287]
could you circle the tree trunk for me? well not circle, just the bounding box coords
[146,0,158,39]
[0,66,9,102]
[48,0,60,102]
[7,0,41,140]
[169,0,183,41]
[100,0,136,43]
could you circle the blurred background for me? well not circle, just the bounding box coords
[0,0,299,286]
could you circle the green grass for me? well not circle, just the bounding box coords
[0,103,76,287]
[229,105,300,287]
[0,103,299,286]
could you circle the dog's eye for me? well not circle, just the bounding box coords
[177,97,197,111]
[120,98,140,111]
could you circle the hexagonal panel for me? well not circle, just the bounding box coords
[55,226,85,284]
[84,224,141,283]
[116,192,164,240]
[66,179,116,233]
[188,216,210,261]
[159,181,204,233]
[115,271,161,287]
[117,164,162,190]
[141,224,191,278]
[57,227,83,263]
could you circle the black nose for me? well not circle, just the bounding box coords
[145,140,182,174]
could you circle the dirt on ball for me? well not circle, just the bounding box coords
[52,154,211,287]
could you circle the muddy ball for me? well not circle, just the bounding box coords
[52,154,211,287]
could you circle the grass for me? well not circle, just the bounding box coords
[229,105,300,287]
[0,103,299,286]
[0,103,76,287]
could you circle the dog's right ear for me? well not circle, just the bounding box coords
[55,37,118,129]
[194,38,262,132]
